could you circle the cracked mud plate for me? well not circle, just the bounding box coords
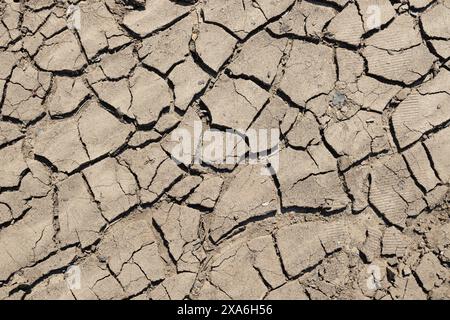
[0,0,449,301]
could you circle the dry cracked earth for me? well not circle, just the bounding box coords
[0,0,449,301]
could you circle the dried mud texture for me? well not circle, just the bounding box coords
[0,0,449,301]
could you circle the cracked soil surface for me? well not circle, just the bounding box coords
[0,0,449,300]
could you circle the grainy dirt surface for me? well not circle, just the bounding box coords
[0,0,449,300]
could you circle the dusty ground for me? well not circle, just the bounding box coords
[0,0,449,300]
